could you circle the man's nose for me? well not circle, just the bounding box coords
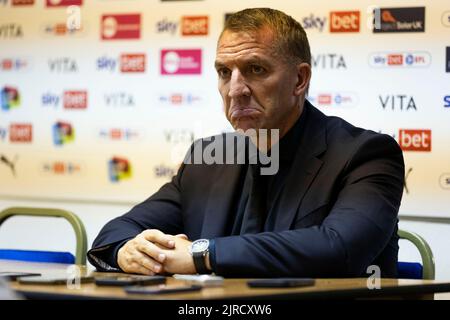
[228,70,251,98]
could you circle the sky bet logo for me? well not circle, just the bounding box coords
[53,121,74,146]
[96,54,146,73]
[1,86,20,111]
[9,123,32,143]
[301,14,327,32]
[444,96,450,108]
[399,129,431,152]
[42,90,87,109]
[329,11,360,32]
[108,156,132,182]
[101,14,141,40]
[157,16,209,36]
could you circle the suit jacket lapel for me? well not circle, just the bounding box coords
[273,102,327,232]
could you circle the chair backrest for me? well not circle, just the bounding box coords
[0,207,87,265]
[398,229,435,280]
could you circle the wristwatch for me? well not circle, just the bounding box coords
[190,239,210,274]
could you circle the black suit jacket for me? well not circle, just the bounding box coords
[88,101,405,278]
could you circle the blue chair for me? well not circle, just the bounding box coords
[0,207,87,265]
[398,229,435,280]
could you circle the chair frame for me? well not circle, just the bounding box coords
[398,229,435,280]
[0,207,87,265]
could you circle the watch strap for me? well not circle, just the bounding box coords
[192,251,209,274]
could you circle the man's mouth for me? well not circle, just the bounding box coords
[229,107,262,122]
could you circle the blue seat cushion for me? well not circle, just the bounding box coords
[0,249,75,264]
[397,261,423,279]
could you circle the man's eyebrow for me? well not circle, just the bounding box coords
[214,61,226,70]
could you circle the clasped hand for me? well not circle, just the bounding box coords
[117,229,196,275]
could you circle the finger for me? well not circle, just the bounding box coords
[141,229,175,248]
[136,239,167,264]
[175,234,188,240]
[128,261,156,276]
[132,251,163,274]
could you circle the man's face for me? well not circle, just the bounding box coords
[215,28,302,135]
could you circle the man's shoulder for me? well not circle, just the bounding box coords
[308,102,397,148]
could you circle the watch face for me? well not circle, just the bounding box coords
[192,239,209,253]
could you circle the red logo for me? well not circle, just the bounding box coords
[388,54,403,65]
[120,54,146,72]
[161,49,202,75]
[181,16,208,36]
[399,129,431,151]
[12,0,35,5]
[101,14,141,40]
[330,11,360,32]
[9,123,32,142]
[46,0,82,6]
[63,91,87,109]
[318,94,332,105]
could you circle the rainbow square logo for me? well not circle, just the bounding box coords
[108,156,132,182]
[52,121,74,145]
[1,86,20,111]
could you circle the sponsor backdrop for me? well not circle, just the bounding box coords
[0,0,449,218]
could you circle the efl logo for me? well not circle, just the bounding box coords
[63,90,87,109]
[42,161,82,175]
[0,58,29,72]
[108,157,132,182]
[159,93,201,105]
[46,0,81,6]
[9,123,32,143]
[329,11,360,32]
[120,54,145,72]
[161,49,202,75]
[374,7,425,33]
[101,14,141,40]
[12,0,34,5]
[308,92,358,108]
[1,86,20,111]
[369,52,431,68]
[42,22,84,36]
[99,128,140,141]
[53,121,74,146]
[181,16,208,36]
[399,129,431,152]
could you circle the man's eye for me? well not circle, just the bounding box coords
[217,68,231,78]
[250,65,265,75]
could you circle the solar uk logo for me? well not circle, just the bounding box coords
[1,86,20,111]
[373,7,425,33]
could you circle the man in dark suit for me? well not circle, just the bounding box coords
[88,8,404,278]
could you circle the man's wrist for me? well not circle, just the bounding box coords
[205,252,212,271]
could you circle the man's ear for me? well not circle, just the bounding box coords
[294,63,311,96]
